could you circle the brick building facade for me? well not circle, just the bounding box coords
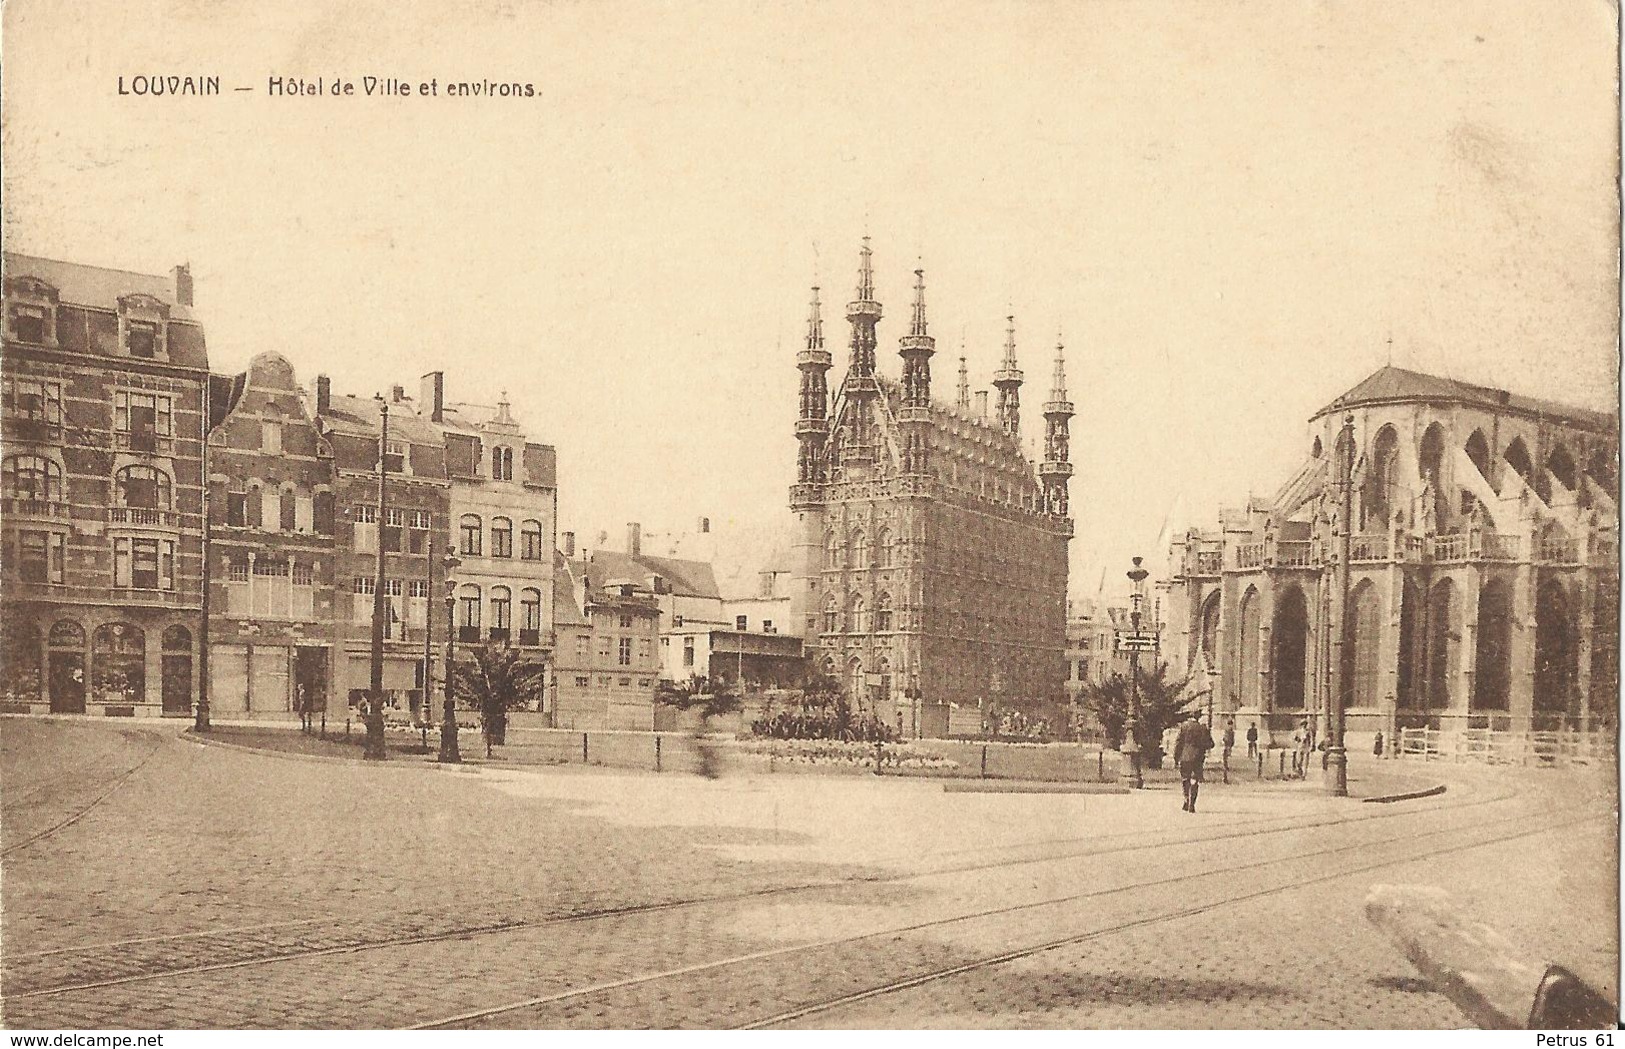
[2,254,208,716]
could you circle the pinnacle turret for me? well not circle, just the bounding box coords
[1048,332,1068,403]
[1039,331,1074,518]
[956,354,970,410]
[805,286,824,352]
[992,315,1024,438]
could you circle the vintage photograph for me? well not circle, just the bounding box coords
[0,0,1618,1033]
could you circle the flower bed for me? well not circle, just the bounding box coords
[734,737,958,771]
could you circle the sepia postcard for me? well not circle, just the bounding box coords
[0,0,1619,1037]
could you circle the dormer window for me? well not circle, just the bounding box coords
[127,321,158,358]
[9,304,46,344]
[491,445,514,481]
[383,439,407,473]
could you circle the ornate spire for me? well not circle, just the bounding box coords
[1049,332,1068,402]
[805,286,824,351]
[957,355,970,409]
[1001,315,1018,371]
[856,235,875,303]
[909,268,928,337]
[993,314,1023,438]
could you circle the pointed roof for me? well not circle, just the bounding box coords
[956,355,970,409]
[1316,365,1612,432]
[1049,333,1069,402]
[909,269,928,337]
[805,286,824,350]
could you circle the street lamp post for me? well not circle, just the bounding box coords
[1124,556,1150,789]
[1327,414,1355,796]
[439,549,462,763]
[364,398,390,761]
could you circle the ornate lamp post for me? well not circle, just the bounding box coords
[1327,414,1355,796]
[439,549,462,763]
[1124,556,1150,789]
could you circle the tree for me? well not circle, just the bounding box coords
[452,644,547,757]
[659,674,743,721]
[1079,662,1196,767]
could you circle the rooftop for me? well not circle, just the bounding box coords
[1316,365,1614,433]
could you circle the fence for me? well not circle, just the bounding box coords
[1397,726,1614,768]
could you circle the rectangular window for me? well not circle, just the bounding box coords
[354,505,377,552]
[491,596,511,630]
[459,596,481,629]
[491,522,512,558]
[115,391,173,451]
[460,518,482,556]
[382,507,403,552]
[126,321,158,358]
[9,305,46,344]
[574,675,589,688]
[262,420,282,454]
[619,614,634,629]
[280,492,297,532]
[18,530,49,583]
[618,637,633,666]
[637,638,651,661]
[383,439,407,473]
[116,537,173,590]
[762,620,774,633]
[521,526,544,560]
[735,614,748,630]
[599,637,611,659]
[227,558,250,583]
[408,580,429,599]
[682,637,695,668]
[637,678,652,688]
[618,677,631,687]
[382,579,403,597]
[4,378,63,429]
[354,577,374,594]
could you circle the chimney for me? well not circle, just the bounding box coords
[315,374,331,414]
[597,530,609,547]
[391,384,406,404]
[420,371,445,422]
[172,263,194,307]
[561,531,576,558]
[627,522,642,556]
[698,516,710,534]
[975,390,989,418]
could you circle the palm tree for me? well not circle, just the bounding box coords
[1079,662,1195,767]
[452,643,547,757]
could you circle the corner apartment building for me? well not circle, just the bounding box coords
[2,254,208,715]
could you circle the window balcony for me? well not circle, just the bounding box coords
[1350,534,1390,562]
[1480,532,1521,561]
[457,626,482,644]
[518,628,541,646]
[1275,540,1314,567]
[488,628,511,644]
[3,496,70,519]
[114,430,173,455]
[1236,543,1264,569]
[108,506,182,528]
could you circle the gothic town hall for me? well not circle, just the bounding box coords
[787,240,1074,737]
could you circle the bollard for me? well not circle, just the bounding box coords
[321,711,326,739]
[582,732,589,764]
[655,734,662,772]
[1098,750,1104,781]
[1222,753,1229,785]
[981,744,988,779]
[874,738,884,775]
[1257,751,1263,778]
[345,717,351,739]
[1279,750,1286,778]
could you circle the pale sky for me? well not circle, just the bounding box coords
[3,0,1618,603]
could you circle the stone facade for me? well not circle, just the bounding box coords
[2,254,208,716]
[1164,365,1619,742]
[788,241,1073,736]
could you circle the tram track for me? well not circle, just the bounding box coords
[1,733,168,858]
[412,802,1600,1029]
[2,780,1511,1001]
[7,773,1537,1006]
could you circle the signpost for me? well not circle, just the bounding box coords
[1115,631,1159,653]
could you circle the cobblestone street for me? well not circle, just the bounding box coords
[1,717,1615,1029]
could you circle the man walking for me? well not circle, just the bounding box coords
[1222,717,1236,764]
[1245,721,1259,760]
[1174,709,1214,813]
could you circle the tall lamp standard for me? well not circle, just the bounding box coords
[1327,413,1356,796]
[1124,556,1150,789]
[439,549,462,763]
[363,397,391,761]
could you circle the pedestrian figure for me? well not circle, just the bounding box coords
[1222,718,1236,763]
[1295,718,1312,779]
[296,684,310,733]
[1373,731,1384,757]
[1245,721,1259,760]
[1174,710,1214,813]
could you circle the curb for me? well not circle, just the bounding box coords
[184,729,484,775]
[1361,784,1448,804]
